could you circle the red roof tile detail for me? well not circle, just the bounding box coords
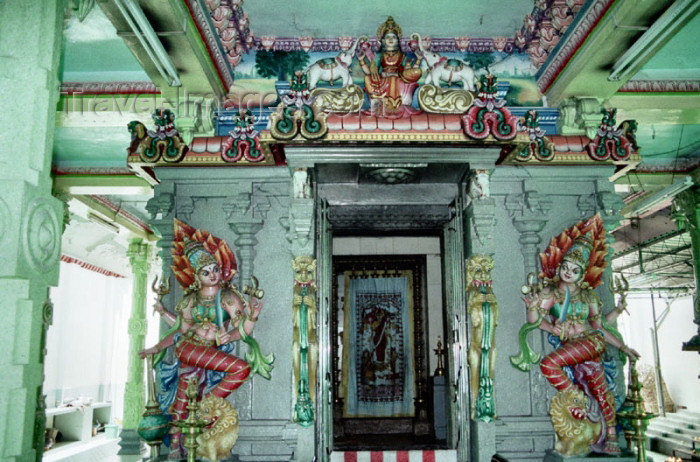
[360,114,378,130]
[377,117,394,130]
[427,114,446,130]
[411,113,429,131]
[327,114,344,130]
[550,135,589,152]
[393,117,413,131]
[208,136,223,152]
[444,115,462,131]
[343,114,360,131]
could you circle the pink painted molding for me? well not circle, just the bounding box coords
[183,0,236,91]
[618,80,700,93]
[61,81,158,95]
[61,255,126,278]
[89,195,153,234]
[536,0,615,93]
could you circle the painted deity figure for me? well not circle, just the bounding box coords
[466,255,498,422]
[358,16,422,117]
[511,215,639,455]
[139,220,269,459]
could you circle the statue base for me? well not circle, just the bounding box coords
[543,449,648,462]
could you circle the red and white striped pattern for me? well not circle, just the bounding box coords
[331,450,457,462]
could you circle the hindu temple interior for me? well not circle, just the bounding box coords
[2,1,700,461]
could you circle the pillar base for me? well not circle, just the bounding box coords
[543,449,642,462]
[117,428,146,455]
[682,333,700,352]
[470,419,496,462]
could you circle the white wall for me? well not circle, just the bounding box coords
[617,293,700,412]
[44,260,156,425]
[333,236,444,372]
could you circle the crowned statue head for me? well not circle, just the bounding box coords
[558,234,593,284]
[563,234,592,269]
[377,16,402,51]
[184,238,217,274]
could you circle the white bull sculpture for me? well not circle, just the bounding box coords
[412,33,476,91]
[306,37,361,90]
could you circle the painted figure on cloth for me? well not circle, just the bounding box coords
[139,219,271,459]
[358,16,422,117]
[511,214,639,455]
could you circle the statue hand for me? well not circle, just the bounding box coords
[217,330,232,345]
[369,62,379,80]
[622,345,640,360]
[153,299,165,316]
[139,346,158,359]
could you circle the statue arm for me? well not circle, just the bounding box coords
[154,298,177,326]
[589,299,640,359]
[604,295,627,324]
[220,288,261,343]
[139,296,192,359]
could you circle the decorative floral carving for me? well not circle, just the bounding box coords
[270,72,328,140]
[585,108,635,161]
[22,198,61,273]
[461,74,517,140]
[516,110,555,161]
[418,84,475,113]
[128,109,189,163]
[221,110,263,163]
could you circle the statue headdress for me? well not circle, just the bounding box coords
[562,234,593,269]
[377,16,402,39]
[171,219,237,289]
[184,239,217,273]
[539,214,607,288]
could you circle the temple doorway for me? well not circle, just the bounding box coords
[330,250,442,450]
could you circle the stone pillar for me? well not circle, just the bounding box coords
[673,188,700,351]
[118,239,150,455]
[465,169,498,462]
[230,219,264,290]
[0,2,65,460]
[506,189,551,416]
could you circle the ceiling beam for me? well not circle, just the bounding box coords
[99,0,227,101]
[543,0,674,106]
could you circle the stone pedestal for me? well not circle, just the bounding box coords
[470,419,496,462]
[543,449,643,462]
[432,376,447,441]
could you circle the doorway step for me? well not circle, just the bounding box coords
[330,450,457,462]
[645,409,700,459]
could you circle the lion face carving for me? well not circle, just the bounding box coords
[196,394,239,461]
[550,389,602,457]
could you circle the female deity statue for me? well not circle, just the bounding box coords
[139,219,268,459]
[358,16,422,117]
[511,215,639,455]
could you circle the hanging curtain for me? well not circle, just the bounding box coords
[342,270,415,417]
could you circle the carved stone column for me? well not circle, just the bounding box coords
[0,2,65,459]
[673,188,700,351]
[119,239,150,455]
[506,191,551,416]
[230,219,264,288]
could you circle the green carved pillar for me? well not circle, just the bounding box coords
[673,188,700,351]
[0,1,65,460]
[118,239,151,455]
